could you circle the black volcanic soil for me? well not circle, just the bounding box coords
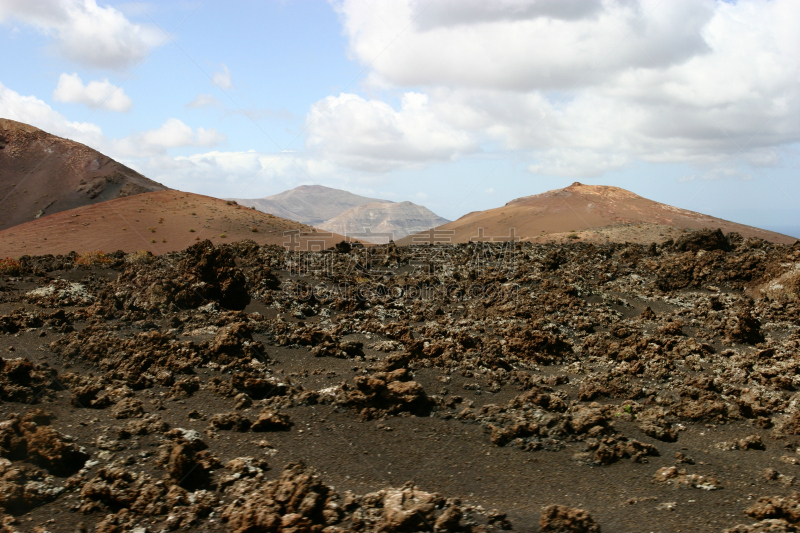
[1,230,800,532]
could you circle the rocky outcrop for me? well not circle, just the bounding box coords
[540,504,601,533]
[90,239,250,315]
[0,411,87,476]
[220,461,493,532]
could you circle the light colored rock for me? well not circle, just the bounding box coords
[318,201,450,242]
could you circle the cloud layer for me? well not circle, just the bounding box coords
[321,0,800,176]
[306,92,475,172]
[0,0,161,69]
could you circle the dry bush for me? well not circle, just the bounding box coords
[126,250,155,265]
[74,251,113,267]
[0,257,21,276]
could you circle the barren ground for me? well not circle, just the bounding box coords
[1,229,800,532]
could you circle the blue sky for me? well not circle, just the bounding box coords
[1,0,798,237]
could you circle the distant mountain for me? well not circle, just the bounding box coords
[398,182,796,245]
[0,118,167,230]
[318,201,450,243]
[231,185,390,226]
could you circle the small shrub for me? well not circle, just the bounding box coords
[220,234,227,238]
[195,236,200,240]
[74,251,113,266]
[158,217,164,224]
[149,227,156,233]
[190,212,196,215]
[0,257,21,276]
[150,239,156,243]
[126,250,154,265]
[567,233,579,240]
[250,227,258,233]
[189,228,195,232]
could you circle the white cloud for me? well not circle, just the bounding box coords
[334,0,715,91]
[129,150,344,197]
[112,118,226,157]
[187,93,222,108]
[2,83,224,161]
[212,64,233,90]
[528,149,632,177]
[485,187,495,195]
[0,0,162,69]
[52,73,132,112]
[325,0,800,178]
[305,92,476,172]
[0,80,105,147]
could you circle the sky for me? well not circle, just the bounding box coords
[1,0,798,237]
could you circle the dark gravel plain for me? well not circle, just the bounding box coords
[1,229,800,532]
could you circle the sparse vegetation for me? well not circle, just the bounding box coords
[220,234,227,238]
[567,233,579,240]
[150,239,156,243]
[250,227,258,233]
[158,217,164,224]
[0,257,21,275]
[74,250,113,266]
[189,228,195,232]
[149,227,156,233]
[125,250,154,265]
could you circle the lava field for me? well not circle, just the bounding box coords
[1,229,800,532]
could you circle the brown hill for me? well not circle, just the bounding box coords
[399,182,795,245]
[0,118,167,230]
[317,201,450,243]
[0,190,350,258]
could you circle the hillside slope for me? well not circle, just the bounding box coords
[399,182,795,245]
[0,118,167,230]
[0,190,349,258]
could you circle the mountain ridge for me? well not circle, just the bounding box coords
[231,185,390,226]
